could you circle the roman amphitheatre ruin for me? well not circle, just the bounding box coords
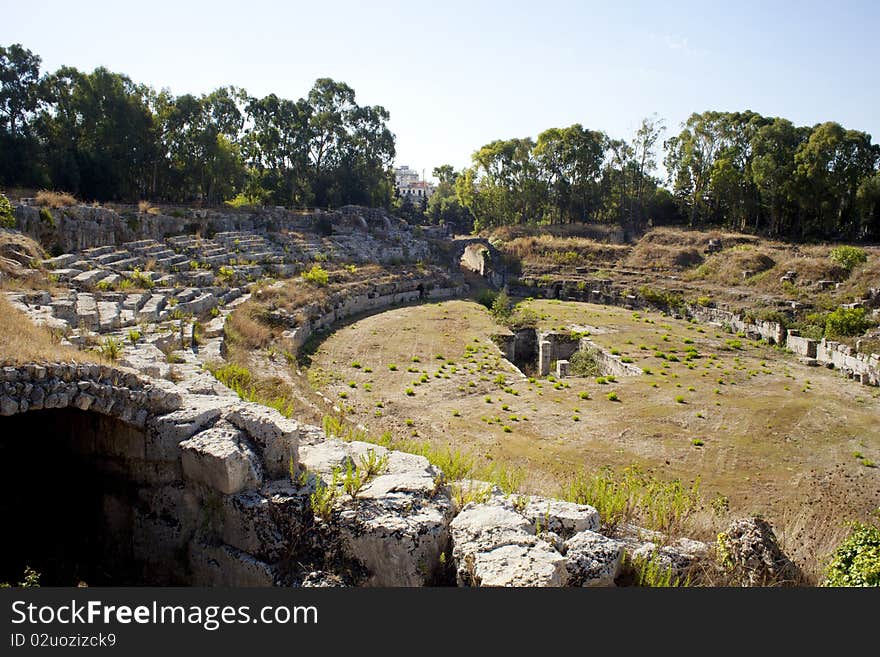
[1,199,878,587]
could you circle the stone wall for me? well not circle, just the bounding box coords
[0,362,301,585]
[785,332,818,358]
[815,339,880,385]
[277,275,466,353]
[538,331,581,376]
[579,338,644,377]
[684,304,786,345]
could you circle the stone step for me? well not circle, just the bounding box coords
[81,246,115,258]
[51,299,78,322]
[122,239,158,251]
[137,294,167,322]
[176,288,199,303]
[157,254,189,267]
[74,294,99,330]
[94,251,129,265]
[112,257,145,270]
[119,309,137,327]
[98,301,122,331]
[43,254,79,269]
[178,292,218,316]
[122,292,151,312]
[72,269,111,288]
[51,268,84,282]
[99,273,122,289]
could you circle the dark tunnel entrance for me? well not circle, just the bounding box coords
[0,408,156,586]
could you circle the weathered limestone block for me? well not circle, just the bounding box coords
[563,530,625,587]
[718,516,799,586]
[72,269,109,288]
[146,399,224,461]
[225,404,300,478]
[97,300,121,331]
[450,500,567,587]
[464,542,568,587]
[298,440,355,476]
[300,438,452,586]
[179,424,263,494]
[520,496,600,537]
[188,542,277,587]
[335,450,453,587]
[221,484,310,563]
[627,537,710,579]
[74,293,99,330]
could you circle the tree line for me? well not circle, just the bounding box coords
[0,44,395,208]
[431,112,880,241]
[3,43,879,242]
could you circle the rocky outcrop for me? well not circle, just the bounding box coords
[717,517,800,586]
[448,496,622,587]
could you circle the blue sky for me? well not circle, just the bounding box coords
[5,1,879,181]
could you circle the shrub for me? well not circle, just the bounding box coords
[302,264,329,286]
[476,288,497,309]
[825,307,871,339]
[829,245,867,273]
[39,207,55,227]
[638,285,684,310]
[0,193,15,228]
[490,289,513,321]
[823,522,880,587]
[99,336,122,361]
[607,391,620,402]
[224,192,262,209]
[630,550,690,587]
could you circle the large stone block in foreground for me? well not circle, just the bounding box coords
[179,424,263,494]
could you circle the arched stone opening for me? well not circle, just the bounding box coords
[0,407,185,586]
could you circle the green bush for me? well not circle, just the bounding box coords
[823,522,880,587]
[39,207,55,228]
[490,289,512,321]
[569,348,601,377]
[638,286,684,310]
[0,194,16,228]
[302,264,329,286]
[829,245,867,272]
[825,307,871,339]
[476,288,497,310]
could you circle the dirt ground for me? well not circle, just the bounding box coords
[304,298,880,544]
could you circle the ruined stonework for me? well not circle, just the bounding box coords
[0,361,711,587]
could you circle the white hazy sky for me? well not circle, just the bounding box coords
[5,0,879,181]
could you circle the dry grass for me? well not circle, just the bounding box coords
[487,222,623,243]
[683,246,777,286]
[625,242,705,271]
[501,235,631,267]
[774,504,855,586]
[224,307,274,350]
[34,190,77,208]
[137,200,161,215]
[0,295,99,365]
[0,230,52,291]
[834,256,880,301]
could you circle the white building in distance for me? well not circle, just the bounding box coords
[394,165,435,205]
